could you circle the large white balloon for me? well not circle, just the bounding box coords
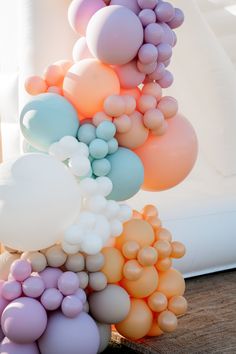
[0,154,81,251]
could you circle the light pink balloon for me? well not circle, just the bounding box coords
[110,0,140,14]
[114,61,145,89]
[86,6,144,65]
[73,37,93,62]
[2,280,22,301]
[0,337,39,354]
[39,268,63,289]
[68,0,105,35]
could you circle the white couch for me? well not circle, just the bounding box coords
[0,0,236,277]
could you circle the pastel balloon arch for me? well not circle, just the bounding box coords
[0,0,197,353]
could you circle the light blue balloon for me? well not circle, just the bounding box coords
[89,139,108,159]
[92,158,111,177]
[107,147,144,201]
[107,138,118,155]
[20,93,79,152]
[77,124,96,144]
[96,121,116,141]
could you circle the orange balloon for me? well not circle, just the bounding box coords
[156,228,172,242]
[137,246,158,266]
[44,64,64,86]
[120,87,141,101]
[142,205,158,219]
[156,257,172,272]
[115,299,153,340]
[142,82,162,101]
[63,59,120,118]
[132,210,143,219]
[168,295,188,316]
[154,240,172,258]
[158,310,178,333]
[134,114,198,191]
[123,260,143,281]
[122,241,140,259]
[25,76,47,95]
[171,241,186,259]
[116,111,149,149]
[157,269,185,299]
[116,219,155,250]
[101,247,125,283]
[147,291,168,312]
[146,216,162,230]
[147,317,164,337]
[121,266,158,298]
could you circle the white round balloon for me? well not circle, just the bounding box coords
[0,154,81,251]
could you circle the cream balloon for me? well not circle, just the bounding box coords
[0,154,81,251]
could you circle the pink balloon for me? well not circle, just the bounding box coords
[114,61,145,89]
[57,272,80,296]
[86,6,144,65]
[68,0,105,35]
[10,260,32,282]
[73,37,93,62]
[61,295,83,318]
[41,288,63,311]
[139,9,156,26]
[110,0,140,15]
[0,337,39,354]
[38,311,100,354]
[22,276,45,298]
[2,280,22,301]
[39,268,63,289]
[1,297,47,344]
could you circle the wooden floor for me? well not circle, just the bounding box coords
[110,270,236,354]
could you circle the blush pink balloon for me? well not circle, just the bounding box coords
[22,276,45,298]
[10,260,32,282]
[134,114,198,191]
[114,61,145,89]
[68,0,105,35]
[2,280,22,301]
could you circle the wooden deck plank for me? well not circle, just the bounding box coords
[111,270,236,354]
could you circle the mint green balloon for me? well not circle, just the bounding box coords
[20,93,79,152]
[107,148,144,201]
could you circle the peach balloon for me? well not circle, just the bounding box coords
[63,59,120,118]
[142,205,158,219]
[171,241,186,259]
[104,95,126,117]
[137,247,158,266]
[157,269,185,299]
[146,216,162,230]
[158,96,178,119]
[147,318,164,337]
[123,260,143,281]
[44,64,64,86]
[116,111,149,149]
[115,299,153,340]
[137,95,157,114]
[114,115,132,133]
[121,266,158,298]
[93,112,112,126]
[142,82,162,101]
[132,210,143,219]
[156,258,172,272]
[101,247,125,283]
[134,114,198,191]
[143,108,165,130]
[116,219,155,250]
[154,240,172,258]
[122,241,140,260]
[123,95,136,115]
[168,296,188,316]
[156,228,172,242]
[120,87,141,101]
[54,60,73,75]
[152,120,168,137]
[148,292,168,312]
[158,310,178,333]
[25,76,47,95]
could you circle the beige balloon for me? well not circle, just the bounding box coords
[89,272,108,291]
[21,251,47,272]
[77,271,89,289]
[86,253,105,272]
[65,253,85,272]
[96,322,111,353]
[45,245,67,267]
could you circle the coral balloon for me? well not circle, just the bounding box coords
[121,266,158,298]
[86,6,144,65]
[115,299,153,340]
[63,59,120,118]
[101,247,125,283]
[116,111,149,149]
[134,114,198,191]
[68,0,105,35]
[157,269,185,299]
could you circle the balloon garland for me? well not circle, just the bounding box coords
[0,0,198,353]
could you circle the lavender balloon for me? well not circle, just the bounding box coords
[1,280,22,301]
[0,337,39,354]
[110,0,141,15]
[41,288,63,311]
[138,43,158,64]
[61,295,83,318]
[138,0,158,10]
[168,8,184,29]
[155,2,175,22]
[39,267,63,289]
[57,272,80,296]
[158,70,174,88]
[10,260,31,282]
[139,9,156,26]
[22,276,45,298]
[38,311,100,354]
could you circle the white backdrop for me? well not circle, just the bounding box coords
[0,0,236,276]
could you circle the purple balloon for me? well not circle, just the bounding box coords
[39,268,63,289]
[168,8,184,29]
[1,297,47,344]
[22,276,45,298]
[114,60,145,89]
[137,60,157,74]
[61,295,83,318]
[1,280,22,301]
[172,31,177,47]
[155,2,175,22]
[138,0,158,10]
[38,311,100,354]
[164,58,171,67]
[110,0,141,15]
[10,260,32,282]
[148,62,165,81]
[41,288,63,311]
[157,43,172,62]
[160,23,175,46]
[145,23,164,46]
[0,337,39,354]
[75,288,87,304]
[57,272,80,296]
[138,43,158,64]
[158,70,174,88]
[138,9,156,27]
